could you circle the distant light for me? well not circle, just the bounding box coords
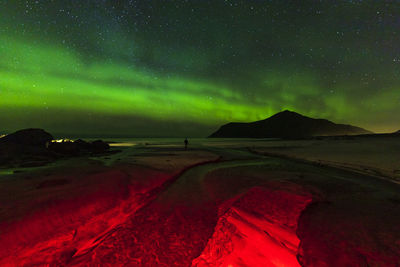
[0,134,6,139]
[50,139,74,143]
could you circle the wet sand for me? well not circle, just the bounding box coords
[0,138,399,266]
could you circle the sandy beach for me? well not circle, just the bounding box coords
[0,136,399,266]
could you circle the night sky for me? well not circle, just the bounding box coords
[1,1,399,137]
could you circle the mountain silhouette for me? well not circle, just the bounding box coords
[209,110,372,138]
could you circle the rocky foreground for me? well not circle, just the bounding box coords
[0,139,399,266]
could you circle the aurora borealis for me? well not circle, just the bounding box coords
[1,1,399,137]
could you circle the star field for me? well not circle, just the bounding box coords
[0,1,399,136]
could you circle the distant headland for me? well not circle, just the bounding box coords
[209,110,372,138]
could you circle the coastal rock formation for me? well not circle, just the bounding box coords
[0,128,53,147]
[192,187,312,267]
[91,140,110,152]
[209,110,372,138]
[0,129,54,166]
[0,129,111,167]
[47,139,110,155]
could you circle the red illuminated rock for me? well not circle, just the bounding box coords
[193,187,312,267]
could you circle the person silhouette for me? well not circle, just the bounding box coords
[184,138,188,150]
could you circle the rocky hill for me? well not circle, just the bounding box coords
[209,110,372,138]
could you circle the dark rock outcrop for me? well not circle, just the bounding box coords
[209,110,372,139]
[91,140,110,153]
[0,129,55,166]
[47,141,80,156]
[74,139,92,150]
[0,129,111,167]
[47,139,110,155]
[0,128,53,147]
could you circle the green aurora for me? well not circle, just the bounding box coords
[0,1,399,137]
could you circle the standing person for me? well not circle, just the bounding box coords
[184,138,188,150]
